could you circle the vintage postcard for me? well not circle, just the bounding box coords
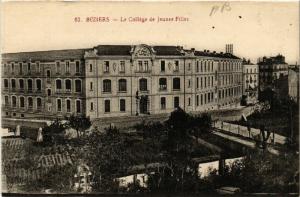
[1,1,299,196]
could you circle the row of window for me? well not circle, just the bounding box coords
[4,79,42,91]
[4,95,82,113]
[218,87,241,99]
[87,59,241,74]
[196,76,214,89]
[195,92,215,106]
[246,68,258,73]
[55,79,82,92]
[4,96,42,109]
[3,78,82,93]
[218,74,242,86]
[4,61,82,75]
[96,99,126,113]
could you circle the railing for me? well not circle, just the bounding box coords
[139,90,149,93]
[214,121,286,145]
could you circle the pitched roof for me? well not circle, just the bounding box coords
[153,46,183,56]
[94,45,132,56]
[194,50,240,59]
[2,45,241,61]
[2,49,88,62]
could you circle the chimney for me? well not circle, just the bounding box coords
[225,44,233,54]
[191,48,195,52]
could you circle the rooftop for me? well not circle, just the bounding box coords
[2,45,241,62]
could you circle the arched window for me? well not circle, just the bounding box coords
[139,78,147,91]
[66,99,71,112]
[118,79,127,92]
[75,80,81,92]
[12,96,17,107]
[56,79,62,90]
[28,97,33,108]
[159,78,167,91]
[37,98,42,109]
[36,79,42,92]
[4,79,8,88]
[27,79,32,92]
[103,79,111,93]
[173,78,180,90]
[19,79,24,89]
[4,96,9,106]
[65,79,71,91]
[11,79,16,89]
[20,97,25,108]
[57,99,62,112]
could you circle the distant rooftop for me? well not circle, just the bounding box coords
[258,54,287,65]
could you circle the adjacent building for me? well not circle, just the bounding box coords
[288,67,299,104]
[242,59,259,102]
[258,54,288,91]
[2,44,243,120]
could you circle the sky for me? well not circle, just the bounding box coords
[1,1,299,64]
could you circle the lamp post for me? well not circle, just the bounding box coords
[136,91,140,116]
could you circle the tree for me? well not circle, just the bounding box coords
[84,126,133,192]
[65,114,92,138]
[43,119,66,145]
[147,108,200,192]
[206,152,299,193]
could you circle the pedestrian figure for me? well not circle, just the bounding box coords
[37,127,43,143]
[15,125,20,136]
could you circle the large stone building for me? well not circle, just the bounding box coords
[258,54,288,91]
[2,44,243,120]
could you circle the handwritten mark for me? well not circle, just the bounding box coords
[210,2,231,17]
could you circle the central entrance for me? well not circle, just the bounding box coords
[139,95,149,114]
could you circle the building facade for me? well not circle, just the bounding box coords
[288,67,299,104]
[258,54,288,91]
[242,59,259,101]
[2,44,243,120]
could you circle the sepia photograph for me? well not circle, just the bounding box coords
[1,1,299,196]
